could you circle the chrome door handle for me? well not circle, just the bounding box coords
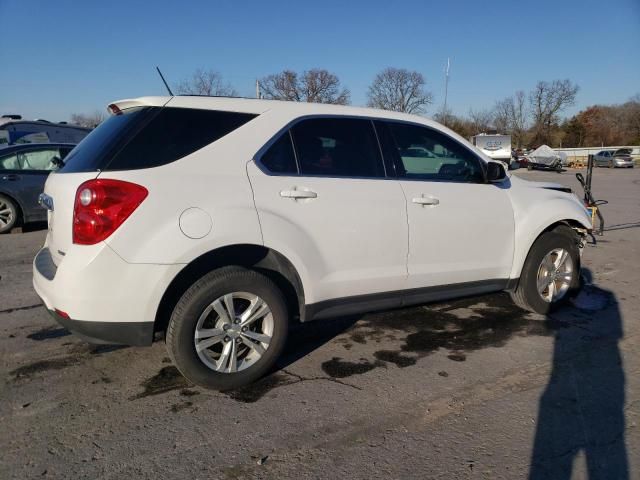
[280,189,317,199]
[412,196,439,206]
[1,174,20,181]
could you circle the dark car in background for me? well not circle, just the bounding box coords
[0,143,75,233]
[0,116,90,146]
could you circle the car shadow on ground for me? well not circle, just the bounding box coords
[529,281,628,479]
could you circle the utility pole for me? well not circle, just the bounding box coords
[443,58,450,125]
[256,79,261,99]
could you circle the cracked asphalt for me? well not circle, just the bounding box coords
[1,167,639,479]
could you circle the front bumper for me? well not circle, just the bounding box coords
[33,243,182,346]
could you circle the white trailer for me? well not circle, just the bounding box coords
[471,134,512,167]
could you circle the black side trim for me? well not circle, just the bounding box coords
[48,310,153,346]
[35,248,57,281]
[304,278,510,322]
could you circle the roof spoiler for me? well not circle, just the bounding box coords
[106,97,173,115]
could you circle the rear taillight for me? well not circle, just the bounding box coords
[73,179,148,245]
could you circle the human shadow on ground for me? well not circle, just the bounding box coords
[529,280,628,479]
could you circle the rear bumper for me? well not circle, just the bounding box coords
[33,243,182,346]
[46,308,154,346]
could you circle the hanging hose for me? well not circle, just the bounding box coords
[575,154,607,236]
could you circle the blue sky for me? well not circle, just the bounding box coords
[1,0,639,122]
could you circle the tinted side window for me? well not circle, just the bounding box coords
[107,108,257,171]
[292,118,384,178]
[260,132,298,174]
[386,122,484,183]
[0,153,19,170]
[0,149,60,171]
[20,148,61,171]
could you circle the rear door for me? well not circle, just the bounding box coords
[378,120,514,290]
[247,117,408,305]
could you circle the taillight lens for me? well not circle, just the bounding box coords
[73,179,148,245]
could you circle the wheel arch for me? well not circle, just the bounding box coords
[154,244,305,336]
[510,217,589,282]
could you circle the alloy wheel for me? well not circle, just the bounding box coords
[536,248,574,303]
[194,292,273,373]
[0,198,14,229]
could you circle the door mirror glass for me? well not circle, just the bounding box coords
[487,161,507,182]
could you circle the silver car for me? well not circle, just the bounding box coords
[594,148,635,168]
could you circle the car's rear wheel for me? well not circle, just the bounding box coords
[166,266,288,390]
[510,226,581,314]
[0,194,18,234]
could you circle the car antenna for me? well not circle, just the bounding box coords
[155,66,174,96]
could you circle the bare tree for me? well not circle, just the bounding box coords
[529,79,579,145]
[367,68,433,114]
[622,94,640,143]
[493,90,528,146]
[433,108,474,138]
[175,69,238,96]
[70,111,105,128]
[259,69,350,104]
[493,99,511,134]
[468,108,494,134]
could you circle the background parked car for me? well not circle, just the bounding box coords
[0,143,74,233]
[594,149,635,168]
[0,116,90,147]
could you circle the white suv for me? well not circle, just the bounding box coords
[33,96,592,389]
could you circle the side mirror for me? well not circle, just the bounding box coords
[487,161,507,182]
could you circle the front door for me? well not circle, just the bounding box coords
[377,121,514,290]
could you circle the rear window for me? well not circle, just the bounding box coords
[61,107,257,172]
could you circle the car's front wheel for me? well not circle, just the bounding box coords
[166,266,288,390]
[0,194,18,234]
[510,226,581,314]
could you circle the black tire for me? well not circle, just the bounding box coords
[0,194,19,234]
[166,266,288,390]
[510,226,581,314]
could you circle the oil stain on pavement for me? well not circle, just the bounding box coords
[319,292,604,379]
[321,357,386,378]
